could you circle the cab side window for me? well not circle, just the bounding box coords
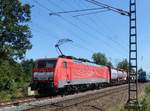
[63,62,67,68]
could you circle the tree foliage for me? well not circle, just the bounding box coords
[117,59,129,71]
[0,59,34,101]
[92,52,108,65]
[107,61,113,67]
[0,0,32,101]
[141,85,150,111]
[92,52,113,67]
[0,0,32,60]
[21,59,34,82]
[0,59,24,100]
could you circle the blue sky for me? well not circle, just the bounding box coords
[23,0,150,71]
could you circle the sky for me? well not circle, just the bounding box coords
[22,0,150,71]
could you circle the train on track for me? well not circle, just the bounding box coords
[29,56,128,95]
[138,71,150,82]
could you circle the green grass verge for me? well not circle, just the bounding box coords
[140,84,150,111]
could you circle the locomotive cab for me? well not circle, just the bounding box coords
[31,59,57,91]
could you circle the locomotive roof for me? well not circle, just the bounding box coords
[35,58,57,61]
[35,56,105,67]
[35,56,127,72]
[58,56,107,67]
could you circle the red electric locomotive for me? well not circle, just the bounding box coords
[29,56,127,95]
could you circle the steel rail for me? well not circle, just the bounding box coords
[26,84,128,111]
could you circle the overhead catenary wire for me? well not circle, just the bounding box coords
[85,0,129,16]
[30,20,95,55]
[61,0,129,62]
[31,0,92,45]
[48,0,127,55]
[73,0,128,52]
[49,1,125,54]
[79,0,128,51]
[32,0,128,58]
[73,9,110,17]
[60,0,128,52]
[58,0,128,51]
[49,7,106,16]
[32,0,110,52]
[31,0,97,55]
[74,17,128,53]
[30,18,95,55]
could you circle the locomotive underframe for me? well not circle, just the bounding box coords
[30,79,127,95]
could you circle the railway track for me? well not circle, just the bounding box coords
[0,84,126,111]
[0,96,56,111]
[26,84,129,111]
[0,97,36,107]
[0,83,148,111]
[30,83,148,111]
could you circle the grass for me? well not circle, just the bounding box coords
[119,84,150,111]
[140,84,150,111]
[0,82,29,102]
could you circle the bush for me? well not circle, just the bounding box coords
[0,91,12,102]
[0,59,33,101]
[141,85,150,111]
[145,84,150,94]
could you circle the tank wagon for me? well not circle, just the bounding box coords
[30,56,127,95]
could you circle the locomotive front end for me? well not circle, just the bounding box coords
[30,59,57,93]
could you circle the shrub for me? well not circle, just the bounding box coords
[141,85,150,111]
[0,59,32,101]
[145,84,150,94]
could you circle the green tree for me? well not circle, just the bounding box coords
[21,59,34,82]
[92,52,108,65]
[107,61,113,67]
[0,59,25,100]
[0,0,32,101]
[0,0,32,60]
[117,59,129,71]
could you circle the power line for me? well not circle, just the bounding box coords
[31,0,97,54]
[80,1,128,51]
[71,2,128,50]
[75,17,128,53]
[32,0,110,52]
[49,7,106,16]
[73,9,110,17]
[49,5,113,52]
[61,2,129,65]
[61,0,128,52]
[31,0,91,43]
[30,20,95,54]
[85,0,129,16]
[49,0,127,55]
[32,0,127,58]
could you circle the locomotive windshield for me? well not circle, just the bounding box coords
[37,60,57,68]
